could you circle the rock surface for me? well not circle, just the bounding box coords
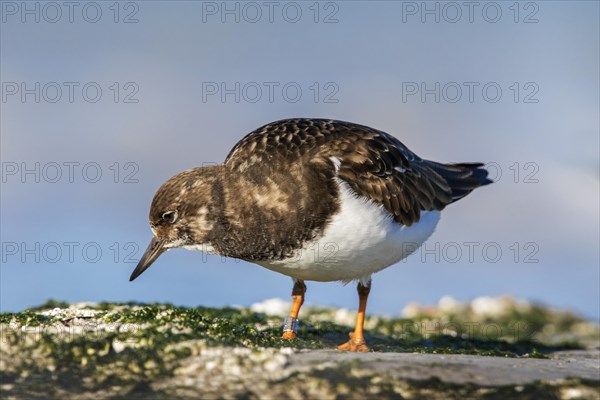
[0,297,598,399]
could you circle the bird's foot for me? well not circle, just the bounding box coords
[281,331,297,340]
[337,332,369,352]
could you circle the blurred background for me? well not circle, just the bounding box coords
[1,1,598,320]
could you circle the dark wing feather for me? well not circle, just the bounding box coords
[225,118,491,226]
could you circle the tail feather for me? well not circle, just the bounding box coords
[425,161,492,203]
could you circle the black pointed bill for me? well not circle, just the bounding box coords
[129,236,167,281]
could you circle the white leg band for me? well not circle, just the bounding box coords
[282,317,299,334]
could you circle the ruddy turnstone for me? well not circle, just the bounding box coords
[130,118,492,352]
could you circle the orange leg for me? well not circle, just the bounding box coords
[338,280,371,352]
[282,280,306,340]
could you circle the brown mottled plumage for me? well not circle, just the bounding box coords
[226,119,490,226]
[130,118,492,352]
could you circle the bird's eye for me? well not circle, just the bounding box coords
[162,211,178,224]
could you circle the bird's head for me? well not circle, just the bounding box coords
[129,167,222,281]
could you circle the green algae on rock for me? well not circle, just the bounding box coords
[0,298,598,399]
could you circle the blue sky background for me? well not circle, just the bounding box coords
[1,1,599,320]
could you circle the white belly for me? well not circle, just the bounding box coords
[256,180,441,283]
